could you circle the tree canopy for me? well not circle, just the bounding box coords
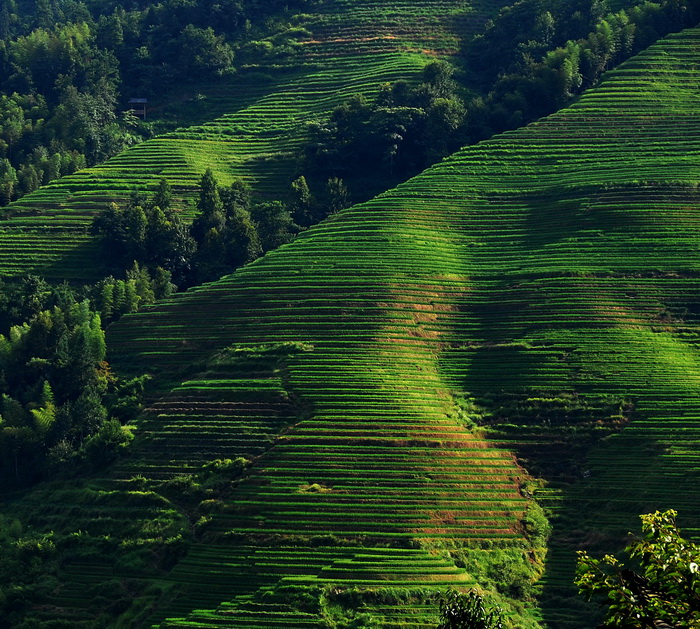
[575,510,700,628]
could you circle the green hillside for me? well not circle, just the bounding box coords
[0,0,497,282]
[99,26,700,627]
[3,2,700,627]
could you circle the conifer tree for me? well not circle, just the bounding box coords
[290,175,314,226]
[192,169,225,239]
[98,280,114,321]
[151,178,172,211]
[324,176,350,215]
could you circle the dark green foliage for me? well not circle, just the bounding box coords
[119,168,342,288]
[91,183,195,284]
[190,170,263,283]
[3,3,700,629]
[104,372,151,423]
[91,261,176,319]
[152,177,172,212]
[174,25,234,79]
[251,200,300,252]
[305,61,467,179]
[0,275,67,332]
[290,175,314,227]
[323,176,350,215]
[437,589,505,629]
[576,510,700,628]
[0,299,139,486]
[192,169,224,236]
[221,183,263,266]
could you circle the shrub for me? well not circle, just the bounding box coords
[437,589,505,629]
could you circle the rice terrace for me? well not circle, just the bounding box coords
[1,0,700,627]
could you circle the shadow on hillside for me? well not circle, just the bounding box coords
[145,69,307,135]
[448,225,700,627]
[40,238,109,284]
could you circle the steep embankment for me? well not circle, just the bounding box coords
[103,26,700,627]
[0,0,495,282]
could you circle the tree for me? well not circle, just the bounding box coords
[421,60,457,101]
[423,97,466,161]
[535,11,556,47]
[251,201,299,251]
[437,590,505,629]
[153,267,176,299]
[150,177,172,211]
[0,158,17,205]
[191,168,224,241]
[124,203,147,261]
[222,183,261,267]
[174,25,234,79]
[290,175,314,226]
[575,510,700,628]
[160,214,196,285]
[92,192,194,284]
[324,176,350,215]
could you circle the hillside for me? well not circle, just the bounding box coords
[2,2,700,627]
[100,25,700,627]
[0,0,498,282]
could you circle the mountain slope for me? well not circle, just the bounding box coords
[102,26,700,627]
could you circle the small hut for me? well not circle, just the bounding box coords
[128,98,148,119]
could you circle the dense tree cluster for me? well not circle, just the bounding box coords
[92,171,350,286]
[0,275,74,332]
[0,298,144,486]
[190,170,264,282]
[305,61,467,179]
[0,0,692,208]
[93,262,176,324]
[91,179,195,285]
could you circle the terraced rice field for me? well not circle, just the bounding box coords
[0,0,499,282]
[101,274,530,625]
[100,27,700,626]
